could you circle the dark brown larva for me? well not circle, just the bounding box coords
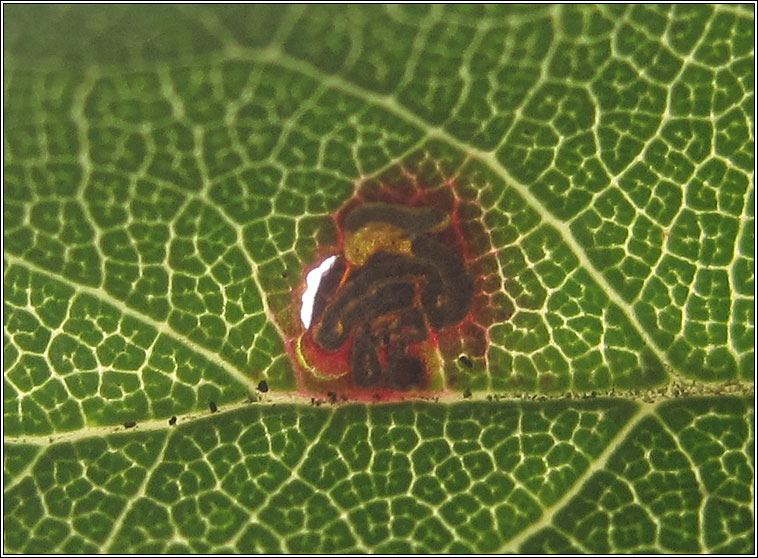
[342,202,448,234]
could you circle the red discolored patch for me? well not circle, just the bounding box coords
[284,169,497,402]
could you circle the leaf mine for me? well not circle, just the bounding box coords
[290,174,492,401]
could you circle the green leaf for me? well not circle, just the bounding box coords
[3,4,754,553]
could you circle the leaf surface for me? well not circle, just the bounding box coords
[3,4,754,553]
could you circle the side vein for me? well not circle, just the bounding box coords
[1,447,44,494]
[102,430,172,552]
[3,253,257,393]
[654,413,709,552]
[498,401,656,552]
[237,46,675,373]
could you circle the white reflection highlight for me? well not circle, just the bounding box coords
[300,255,338,329]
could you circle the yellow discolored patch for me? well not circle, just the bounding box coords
[415,340,444,391]
[296,333,350,380]
[343,222,413,266]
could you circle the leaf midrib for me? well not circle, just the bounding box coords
[5,399,676,552]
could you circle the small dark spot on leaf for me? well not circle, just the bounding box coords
[209,401,217,413]
[463,389,472,399]
[281,271,289,278]
[327,391,337,404]
[169,416,177,426]
[486,395,492,401]
[458,355,473,368]
[523,128,533,135]
[257,380,269,393]
[124,421,136,429]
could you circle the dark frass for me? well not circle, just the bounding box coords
[290,168,501,402]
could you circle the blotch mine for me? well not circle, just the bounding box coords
[301,200,474,393]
